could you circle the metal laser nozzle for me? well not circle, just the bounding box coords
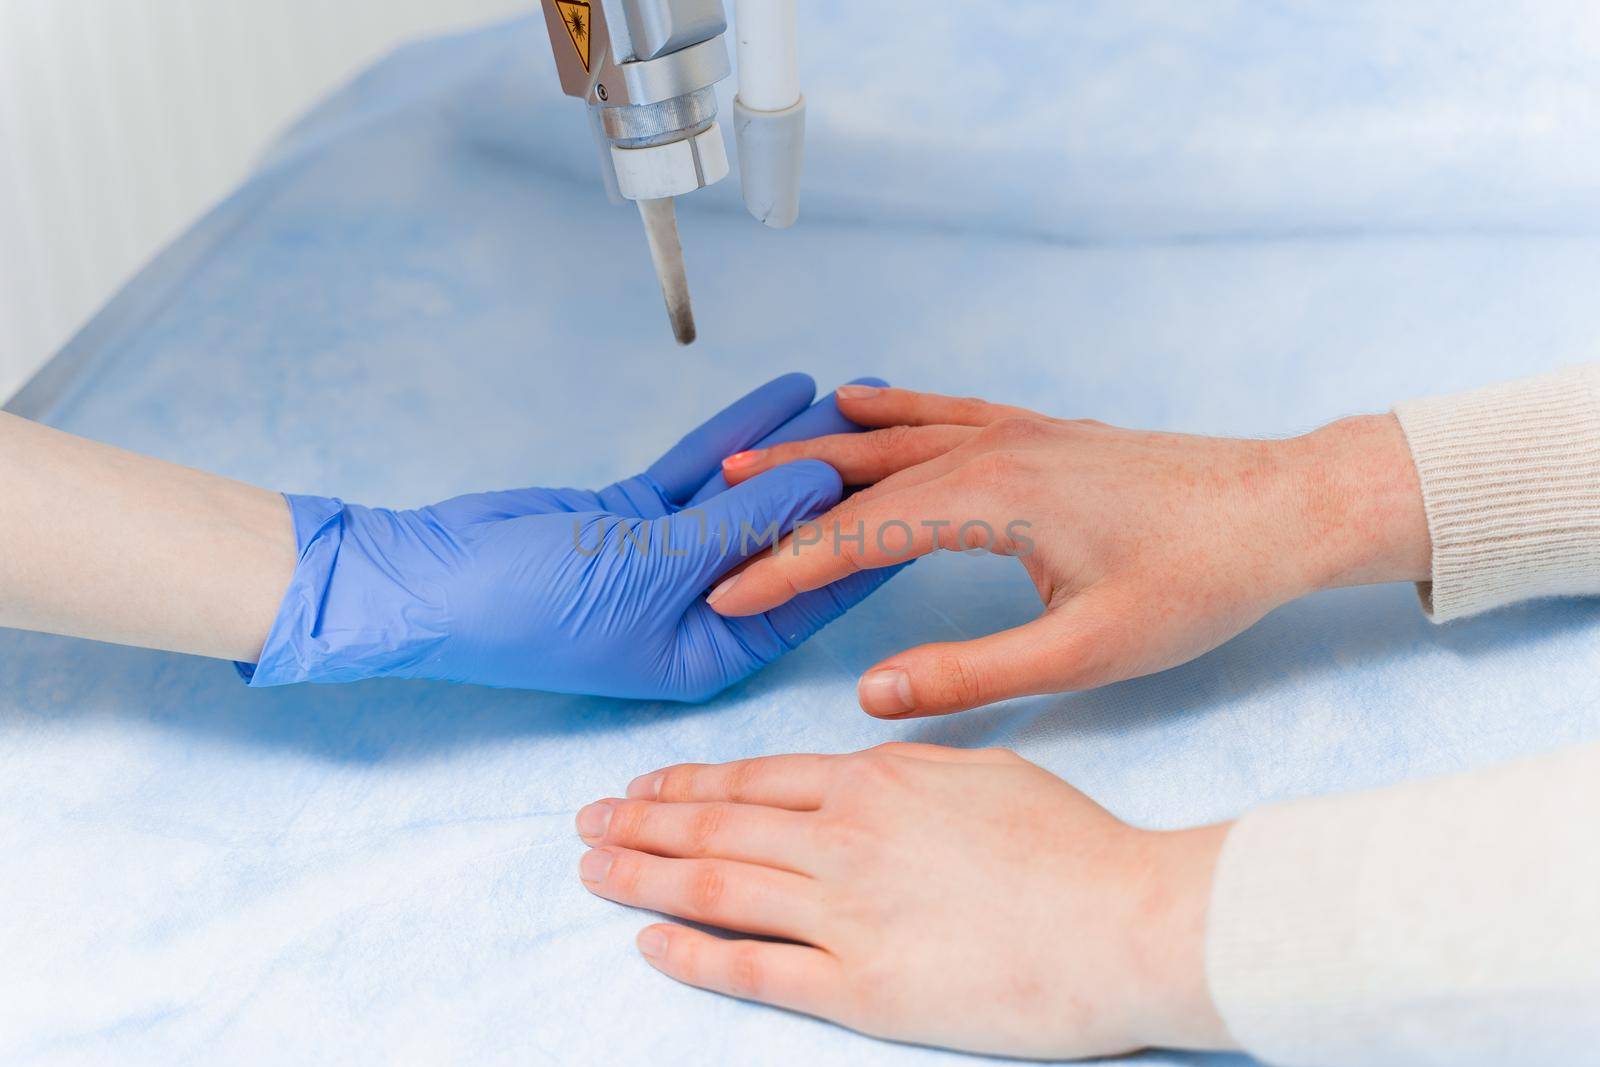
[540,0,731,345]
[637,196,696,345]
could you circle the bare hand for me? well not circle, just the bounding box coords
[576,743,1235,1059]
[710,386,1430,717]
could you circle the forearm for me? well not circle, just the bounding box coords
[0,412,294,662]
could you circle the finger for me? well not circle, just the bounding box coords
[833,385,1046,429]
[644,373,816,504]
[709,474,1010,617]
[720,425,975,487]
[686,376,888,506]
[677,459,843,592]
[808,445,966,514]
[580,848,821,940]
[858,741,1024,765]
[833,414,1061,506]
[724,561,907,661]
[577,799,817,872]
[637,925,844,1022]
[674,575,905,702]
[628,754,833,809]
[855,594,1114,718]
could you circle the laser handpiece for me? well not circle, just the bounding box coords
[539,0,805,345]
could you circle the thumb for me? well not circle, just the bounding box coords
[674,460,844,593]
[709,561,908,672]
[854,589,1119,718]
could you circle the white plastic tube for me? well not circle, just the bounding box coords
[734,0,799,112]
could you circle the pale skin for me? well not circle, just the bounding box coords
[0,411,294,662]
[578,743,1235,1059]
[580,386,1435,1057]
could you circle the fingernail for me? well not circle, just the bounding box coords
[637,928,668,959]
[722,449,766,470]
[836,385,882,400]
[627,772,663,799]
[576,801,614,840]
[580,849,614,884]
[858,669,914,715]
[707,572,741,606]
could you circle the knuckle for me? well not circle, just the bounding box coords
[842,960,904,1034]
[723,759,763,804]
[983,415,1045,443]
[929,651,985,707]
[834,529,868,570]
[774,567,803,601]
[685,804,730,855]
[820,755,855,794]
[868,424,913,458]
[975,420,1009,447]
[957,449,1029,491]
[670,931,700,983]
[955,396,990,420]
[727,943,765,999]
[687,863,729,916]
[656,766,698,803]
[608,852,643,895]
[848,750,909,790]
[609,800,653,844]
[810,811,871,857]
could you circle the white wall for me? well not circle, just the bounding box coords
[0,0,529,403]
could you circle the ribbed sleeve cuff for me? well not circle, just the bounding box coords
[1395,364,1600,620]
[1393,364,1600,621]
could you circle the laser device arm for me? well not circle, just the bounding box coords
[539,0,803,344]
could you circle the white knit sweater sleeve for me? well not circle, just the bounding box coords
[1206,741,1600,1067]
[1203,366,1600,1065]
[1393,364,1600,621]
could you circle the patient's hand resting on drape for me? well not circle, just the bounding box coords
[576,742,1234,1059]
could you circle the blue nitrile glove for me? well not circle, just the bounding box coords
[242,373,897,700]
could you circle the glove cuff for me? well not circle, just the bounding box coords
[237,494,448,686]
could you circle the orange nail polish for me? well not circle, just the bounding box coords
[723,449,765,469]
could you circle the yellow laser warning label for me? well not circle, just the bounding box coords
[553,1,592,73]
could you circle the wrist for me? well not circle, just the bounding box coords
[243,497,448,687]
[1287,413,1432,593]
[1125,822,1237,1052]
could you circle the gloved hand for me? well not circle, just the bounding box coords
[242,374,896,700]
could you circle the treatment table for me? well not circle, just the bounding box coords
[6,4,1600,1063]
